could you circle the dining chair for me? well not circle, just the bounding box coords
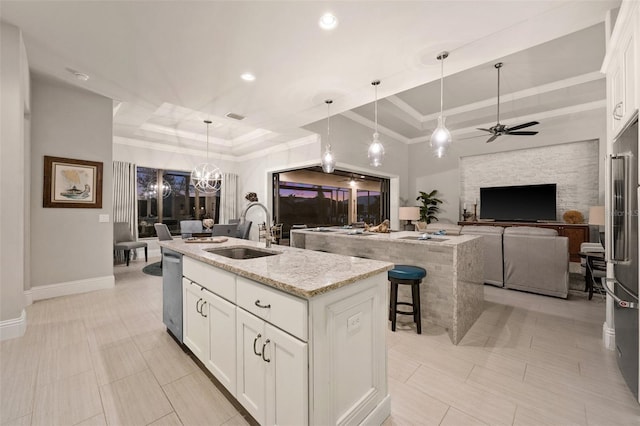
[114,222,148,266]
[236,221,252,239]
[180,220,203,238]
[154,223,173,269]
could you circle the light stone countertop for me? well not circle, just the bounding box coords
[292,228,479,246]
[159,237,394,299]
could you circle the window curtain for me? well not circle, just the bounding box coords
[112,161,138,238]
[219,173,238,224]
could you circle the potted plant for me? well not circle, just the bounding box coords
[416,190,443,224]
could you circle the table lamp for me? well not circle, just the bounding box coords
[588,205,605,244]
[399,207,421,231]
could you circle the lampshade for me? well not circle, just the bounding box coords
[430,51,451,157]
[399,207,420,221]
[588,206,605,226]
[321,99,336,173]
[368,80,384,167]
[191,120,222,194]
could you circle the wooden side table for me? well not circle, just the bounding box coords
[578,251,606,300]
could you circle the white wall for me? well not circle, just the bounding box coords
[0,22,29,331]
[30,75,114,289]
[236,135,321,240]
[304,114,409,228]
[304,115,410,200]
[409,108,608,223]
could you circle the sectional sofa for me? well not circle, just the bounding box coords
[425,223,569,298]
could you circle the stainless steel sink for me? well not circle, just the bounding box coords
[205,246,281,260]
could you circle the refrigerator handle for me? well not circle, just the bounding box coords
[608,154,630,263]
[601,278,639,309]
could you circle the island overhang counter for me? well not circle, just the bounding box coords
[159,237,394,426]
[290,229,484,345]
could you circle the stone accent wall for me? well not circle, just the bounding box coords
[460,140,599,221]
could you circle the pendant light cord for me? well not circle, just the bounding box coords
[374,84,378,133]
[371,80,380,134]
[496,64,501,124]
[440,55,444,116]
[204,120,211,160]
[326,100,331,143]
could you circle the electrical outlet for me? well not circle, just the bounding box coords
[347,312,362,332]
[99,214,109,223]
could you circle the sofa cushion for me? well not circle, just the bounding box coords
[460,225,504,235]
[504,226,557,237]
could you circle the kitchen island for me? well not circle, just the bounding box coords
[159,237,393,426]
[291,228,484,344]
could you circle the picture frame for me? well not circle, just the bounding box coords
[43,156,103,208]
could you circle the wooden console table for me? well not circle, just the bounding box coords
[458,221,589,263]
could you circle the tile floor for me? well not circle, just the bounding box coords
[1,258,639,426]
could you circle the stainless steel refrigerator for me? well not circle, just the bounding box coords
[605,114,639,400]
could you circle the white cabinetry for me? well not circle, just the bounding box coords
[236,308,307,426]
[604,1,638,137]
[236,277,308,425]
[181,256,389,425]
[183,278,208,361]
[183,258,237,396]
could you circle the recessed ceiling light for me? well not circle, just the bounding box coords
[241,72,256,82]
[319,13,338,30]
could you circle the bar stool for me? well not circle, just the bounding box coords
[388,265,426,334]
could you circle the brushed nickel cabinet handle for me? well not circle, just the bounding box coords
[255,300,271,309]
[253,333,262,356]
[261,339,271,363]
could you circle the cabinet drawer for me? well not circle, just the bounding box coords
[183,257,236,302]
[237,277,308,341]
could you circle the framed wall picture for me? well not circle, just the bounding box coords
[43,156,103,208]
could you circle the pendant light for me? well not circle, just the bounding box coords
[368,80,385,167]
[191,119,222,194]
[430,51,451,158]
[321,99,336,173]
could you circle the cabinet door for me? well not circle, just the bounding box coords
[558,226,589,263]
[265,323,308,426]
[236,308,266,424]
[204,290,237,396]
[183,279,209,361]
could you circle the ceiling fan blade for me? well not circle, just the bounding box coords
[476,128,493,133]
[507,121,539,131]
[506,131,538,136]
[486,134,499,143]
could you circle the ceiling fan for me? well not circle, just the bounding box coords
[339,173,365,186]
[477,62,539,143]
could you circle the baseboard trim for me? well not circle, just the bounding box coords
[25,275,115,302]
[360,394,391,425]
[0,309,27,341]
[602,321,616,350]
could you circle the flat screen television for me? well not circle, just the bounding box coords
[480,183,557,222]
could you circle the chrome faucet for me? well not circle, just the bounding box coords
[240,202,273,248]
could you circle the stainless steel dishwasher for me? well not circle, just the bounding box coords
[162,248,183,343]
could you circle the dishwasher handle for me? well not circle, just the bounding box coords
[163,254,181,264]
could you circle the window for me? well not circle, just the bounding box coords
[273,167,390,239]
[137,166,220,237]
[356,189,381,225]
[278,182,350,230]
